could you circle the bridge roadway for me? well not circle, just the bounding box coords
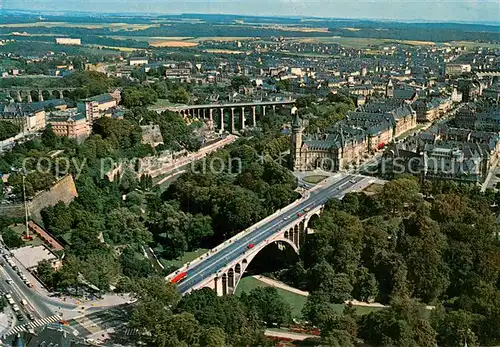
[177,173,365,294]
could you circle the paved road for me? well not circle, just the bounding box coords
[177,174,367,294]
[0,255,54,319]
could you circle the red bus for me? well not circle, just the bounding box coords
[247,243,255,249]
[170,272,188,284]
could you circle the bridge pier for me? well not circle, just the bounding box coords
[209,108,213,123]
[26,92,32,104]
[262,105,266,117]
[219,108,225,132]
[15,91,22,103]
[241,107,246,130]
[252,106,256,127]
[221,273,228,296]
[203,109,206,119]
[38,90,44,102]
[59,90,64,100]
[230,108,236,133]
[273,105,276,113]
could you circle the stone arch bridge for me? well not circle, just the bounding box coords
[157,99,296,134]
[0,87,77,103]
[169,174,375,296]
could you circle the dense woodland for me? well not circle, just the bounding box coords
[125,177,500,346]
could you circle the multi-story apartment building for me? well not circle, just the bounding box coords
[47,111,90,143]
[77,93,118,124]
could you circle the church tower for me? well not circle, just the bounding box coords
[386,79,394,98]
[291,110,303,171]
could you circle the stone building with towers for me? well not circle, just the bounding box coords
[291,113,367,171]
[386,79,394,98]
[291,102,417,171]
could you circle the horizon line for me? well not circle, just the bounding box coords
[2,8,499,27]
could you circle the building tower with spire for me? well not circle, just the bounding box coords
[291,109,303,171]
[386,79,394,98]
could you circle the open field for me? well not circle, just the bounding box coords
[189,37,258,42]
[84,44,139,52]
[0,22,160,31]
[234,24,330,33]
[108,36,194,42]
[363,183,385,195]
[150,40,199,48]
[203,49,249,54]
[448,40,500,49]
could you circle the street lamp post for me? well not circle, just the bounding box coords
[21,172,30,239]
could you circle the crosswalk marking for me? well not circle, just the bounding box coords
[6,315,60,336]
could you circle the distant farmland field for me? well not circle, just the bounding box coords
[150,40,199,48]
[0,22,160,31]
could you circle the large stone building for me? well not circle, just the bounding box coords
[291,102,417,171]
[383,126,500,183]
[47,111,90,143]
[454,103,500,132]
[0,102,46,132]
[292,116,367,171]
[78,94,117,122]
[77,93,118,124]
[413,98,453,122]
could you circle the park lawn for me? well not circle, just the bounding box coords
[9,224,44,247]
[152,99,176,108]
[236,276,384,319]
[303,175,327,184]
[363,183,384,195]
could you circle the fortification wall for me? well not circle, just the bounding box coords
[0,175,78,222]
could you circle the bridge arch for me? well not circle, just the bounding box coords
[229,237,299,294]
[306,212,321,229]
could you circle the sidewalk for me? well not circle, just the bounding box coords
[252,275,309,296]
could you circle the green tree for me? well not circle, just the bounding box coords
[105,207,152,245]
[2,228,22,248]
[41,124,58,148]
[230,76,251,90]
[36,259,56,288]
[241,287,292,327]
[200,327,227,347]
[168,87,190,104]
[431,308,479,347]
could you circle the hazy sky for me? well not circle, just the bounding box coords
[4,0,500,23]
